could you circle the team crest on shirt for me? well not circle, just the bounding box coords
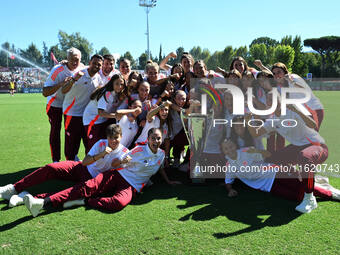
[99,141,106,147]
[242,161,247,166]
[157,160,161,165]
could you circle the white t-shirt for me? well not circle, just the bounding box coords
[118,115,138,148]
[87,140,129,178]
[263,109,325,146]
[83,100,102,126]
[82,91,128,126]
[63,69,103,117]
[44,64,81,108]
[224,148,276,192]
[118,144,165,192]
[135,116,168,144]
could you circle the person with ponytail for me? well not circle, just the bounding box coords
[83,74,129,152]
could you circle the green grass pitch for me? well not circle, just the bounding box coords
[0,92,339,255]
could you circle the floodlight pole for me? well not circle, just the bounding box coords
[139,0,156,60]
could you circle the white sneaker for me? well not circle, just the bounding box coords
[23,194,44,217]
[180,150,186,163]
[0,184,17,200]
[63,199,85,208]
[315,183,340,201]
[172,158,180,168]
[9,191,29,207]
[295,193,318,213]
[331,189,340,201]
[178,162,189,172]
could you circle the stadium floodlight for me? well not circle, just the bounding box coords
[139,0,157,60]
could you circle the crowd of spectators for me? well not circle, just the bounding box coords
[0,67,49,90]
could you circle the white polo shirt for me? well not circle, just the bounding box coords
[87,140,129,178]
[224,148,276,192]
[44,64,81,108]
[263,109,325,146]
[118,144,165,192]
[62,69,102,116]
[118,115,139,148]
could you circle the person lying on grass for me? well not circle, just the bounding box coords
[0,124,129,208]
[221,139,340,214]
[1,128,180,217]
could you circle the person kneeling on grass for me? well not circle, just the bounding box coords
[1,128,179,217]
[0,124,129,208]
[221,139,340,213]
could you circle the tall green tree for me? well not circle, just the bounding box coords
[20,43,43,65]
[219,46,234,70]
[190,46,202,61]
[304,36,340,77]
[206,51,220,70]
[273,45,295,71]
[302,53,321,77]
[158,44,163,62]
[138,52,148,70]
[42,42,49,66]
[280,35,293,46]
[234,46,248,61]
[249,44,267,65]
[58,30,93,63]
[98,47,111,56]
[201,48,211,63]
[0,42,10,67]
[250,37,279,48]
[291,36,308,76]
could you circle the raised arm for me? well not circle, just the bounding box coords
[159,52,177,71]
[82,146,112,166]
[61,71,84,94]
[43,76,72,97]
[254,60,272,73]
[287,105,317,129]
[146,100,171,122]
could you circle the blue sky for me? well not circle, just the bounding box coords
[1,0,339,59]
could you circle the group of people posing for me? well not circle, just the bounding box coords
[0,47,339,217]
